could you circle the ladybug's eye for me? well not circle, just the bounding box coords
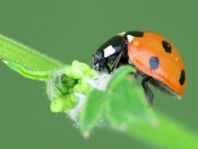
[162,40,172,53]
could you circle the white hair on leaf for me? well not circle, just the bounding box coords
[66,73,111,121]
[66,93,87,121]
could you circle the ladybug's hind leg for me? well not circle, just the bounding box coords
[142,76,154,105]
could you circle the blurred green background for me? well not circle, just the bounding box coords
[0,0,197,148]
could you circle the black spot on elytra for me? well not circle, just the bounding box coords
[162,40,172,53]
[126,31,144,37]
[149,56,159,70]
[179,69,185,85]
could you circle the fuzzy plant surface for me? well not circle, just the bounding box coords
[0,34,198,149]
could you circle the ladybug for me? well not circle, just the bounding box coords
[92,31,186,105]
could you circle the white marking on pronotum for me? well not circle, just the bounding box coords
[103,45,116,57]
[127,35,134,43]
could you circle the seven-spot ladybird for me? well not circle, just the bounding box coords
[92,31,186,105]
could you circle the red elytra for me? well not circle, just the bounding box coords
[127,32,186,96]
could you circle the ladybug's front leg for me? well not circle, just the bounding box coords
[109,51,124,73]
[93,60,110,73]
[142,76,154,105]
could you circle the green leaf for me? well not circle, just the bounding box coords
[106,66,156,129]
[79,66,156,136]
[0,35,64,80]
[79,89,107,137]
[107,65,136,90]
[104,66,198,148]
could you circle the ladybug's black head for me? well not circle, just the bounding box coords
[92,33,128,72]
[92,51,103,64]
[92,51,106,71]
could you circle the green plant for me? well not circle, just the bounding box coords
[0,34,198,149]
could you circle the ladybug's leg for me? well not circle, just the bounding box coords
[130,70,139,79]
[94,61,110,73]
[110,51,123,73]
[142,76,154,105]
[103,62,111,73]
